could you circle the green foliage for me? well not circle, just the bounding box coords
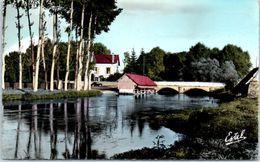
[60,0,122,39]
[124,48,137,73]
[187,42,211,61]
[146,47,165,80]
[218,44,252,77]
[122,43,252,90]
[91,42,111,54]
[5,39,81,85]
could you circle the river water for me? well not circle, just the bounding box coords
[1,93,219,160]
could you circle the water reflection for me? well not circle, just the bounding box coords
[2,94,218,159]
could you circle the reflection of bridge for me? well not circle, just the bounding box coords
[155,81,226,93]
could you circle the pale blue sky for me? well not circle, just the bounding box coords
[5,0,259,70]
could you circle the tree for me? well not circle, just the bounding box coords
[146,47,165,80]
[61,0,122,90]
[187,42,211,61]
[76,1,85,91]
[5,52,20,85]
[34,0,44,91]
[220,61,239,89]
[185,58,221,82]
[124,48,137,73]
[135,48,146,75]
[50,0,61,91]
[91,42,111,54]
[64,0,74,91]
[25,0,36,87]
[83,12,93,90]
[2,0,10,89]
[162,52,186,81]
[123,52,130,68]
[219,44,251,77]
[15,0,23,89]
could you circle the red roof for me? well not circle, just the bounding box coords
[126,73,157,86]
[94,54,120,65]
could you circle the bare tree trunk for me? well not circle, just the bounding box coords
[50,10,58,91]
[14,105,21,159]
[41,39,48,89]
[57,58,61,89]
[83,13,92,90]
[26,0,35,87]
[15,0,23,89]
[65,0,74,91]
[34,0,44,91]
[76,4,85,91]
[74,27,79,89]
[2,0,7,89]
[87,52,94,90]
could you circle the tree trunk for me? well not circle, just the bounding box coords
[26,0,35,87]
[65,0,74,91]
[41,39,48,89]
[74,27,79,89]
[15,0,23,89]
[50,10,58,91]
[34,0,44,91]
[2,0,7,89]
[76,4,85,91]
[83,13,93,90]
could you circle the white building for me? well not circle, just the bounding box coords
[92,54,120,81]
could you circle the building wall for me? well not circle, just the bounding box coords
[118,75,136,94]
[93,63,118,80]
[248,79,259,98]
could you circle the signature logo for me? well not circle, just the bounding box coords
[225,129,246,146]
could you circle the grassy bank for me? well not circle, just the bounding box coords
[3,89,102,101]
[160,97,258,141]
[112,98,258,160]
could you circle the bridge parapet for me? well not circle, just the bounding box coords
[155,81,225,93]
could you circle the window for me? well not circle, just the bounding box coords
[106,67,111,74]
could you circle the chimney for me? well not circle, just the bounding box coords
[112,53,115,64]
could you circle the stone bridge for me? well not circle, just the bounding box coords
[155,81,226,93]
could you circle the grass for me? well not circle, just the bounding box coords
[112,97,258,160]
[3,89,102,101]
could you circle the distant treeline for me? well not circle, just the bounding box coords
[123,42,251,89]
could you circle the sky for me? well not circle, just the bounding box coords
[4,0,259,71]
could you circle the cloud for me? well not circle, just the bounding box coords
[119,0,212,15]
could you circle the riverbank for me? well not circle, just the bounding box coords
[2,89,102,101]
[112,97,258,160]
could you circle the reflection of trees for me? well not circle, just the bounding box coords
[50,102,58,159]
[5,96,120,160]
[63,99,70,159]
[32,104,39,158]
[71,98,92,159]
[14,105,21,159]
[106,96,118,134]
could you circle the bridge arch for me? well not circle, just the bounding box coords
[184,88,210,96]
[157,87,179,95]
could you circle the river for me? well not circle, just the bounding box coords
[1,93,219,159]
